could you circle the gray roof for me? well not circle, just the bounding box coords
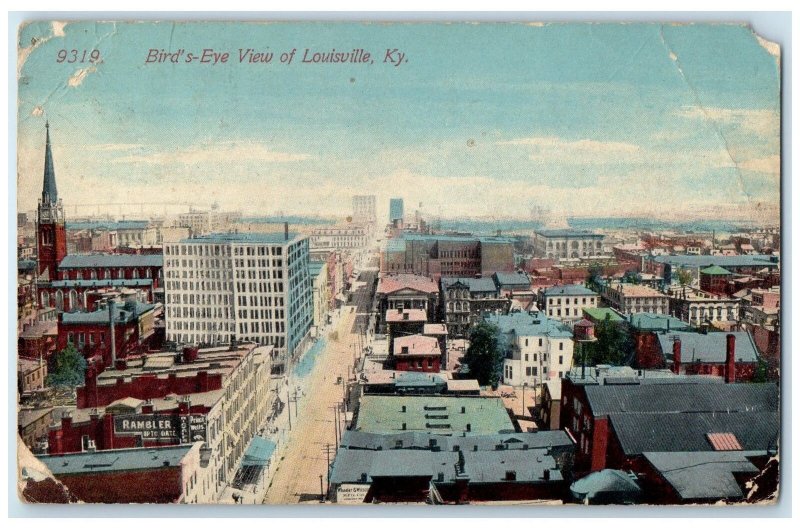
[67,220,150,231]
[462,449,563,484]
[584,382,778,416]
[651,254,779,269]
[535,229,603,239]
[542,284,597,297]
[339,430,573,452]
[610,411,779,455]
[18,259,37,271]
[642,452,759,501]
[61,301,156,325]
[658,331,760,365]
[50,279,153,288]
[441,277,498,294]
[628,312,690,332]
[39,444,197,475]
[493,272,531,288]
[486,312,573,339]
[59,254,163,268]
[182,232,302,244]
[330,446,563,485]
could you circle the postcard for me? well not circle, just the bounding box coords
[16,20,781,506]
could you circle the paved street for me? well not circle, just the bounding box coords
[261,306,360,504]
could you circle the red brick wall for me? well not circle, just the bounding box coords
[634,332,666,369]
[77,370,222,408]
[55,466,183,503]
[49,407,211,455]
[395,355,441,373]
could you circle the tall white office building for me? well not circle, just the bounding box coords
[352,195,376,223]
[163,230,313,370]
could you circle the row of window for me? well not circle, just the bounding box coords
[548,297,595,306]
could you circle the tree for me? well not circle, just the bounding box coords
[46,344,87,388]
[587,316,634,366]
[676,267,693,287]
[464,322,504,388]
[585,264,605,293]
[622,270,642,284]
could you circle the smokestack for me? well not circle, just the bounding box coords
[672,339,681,374]
[725,334,736,383]
[284,222,289,241]
[108,300,117,366]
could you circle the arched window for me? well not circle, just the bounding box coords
[118,268,125,279]
[132,269,139,279]
[146,268,152,279]
[55,290,64,311]
[90,270,97,280]
[104,269,111,279]
[41,291,50,308]
[69,290,78,311]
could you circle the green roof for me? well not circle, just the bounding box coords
[700,265,732,276]
[628,312,690,332]
[354,395,515,436]
[583,307,625,323]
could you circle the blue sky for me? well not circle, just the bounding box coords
[17,21,780,223]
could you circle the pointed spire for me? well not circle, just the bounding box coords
[42,120,58,204]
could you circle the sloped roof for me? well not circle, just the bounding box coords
[642,451,758,501]
[658,331,759,364]
[628,312,689,332]
[394,334,441,356]
[542,284,596,297]
[441,277,498,294]
[610,411,779,455]
[493,271,531,287]
[486,312,573,339]
[59,254,163,268]
[584,382,778,417]
[583,307,625,323]
[701,265,733,276]
[377,274,438,295]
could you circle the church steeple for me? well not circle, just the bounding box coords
[36,120,67,281]
[42,120,58,204]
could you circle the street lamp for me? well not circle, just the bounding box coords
[522,382,528,419]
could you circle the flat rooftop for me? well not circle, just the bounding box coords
[181,232,302,244]
[38,443,199,476]
[354,395,515,436]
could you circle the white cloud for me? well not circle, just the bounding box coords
[738,154,781,176]
[675,105,779,137]
[497,136,641,162]
[111,141,312,165]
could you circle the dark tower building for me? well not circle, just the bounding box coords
[36,121,67,280]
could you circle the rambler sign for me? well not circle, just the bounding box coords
[114,414,206,443]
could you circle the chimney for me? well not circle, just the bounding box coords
[672,339,681,375]
[141,399,154,414]
[725,334,736,383]
[284,222,289,241]
[183,346,199,363]
[108,300,117,366]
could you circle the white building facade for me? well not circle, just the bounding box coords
[309,224,368,251]
[486,313,575,387]
[163,232,313,366]
[539,285,600,322]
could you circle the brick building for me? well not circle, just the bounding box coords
[441,277,510,338]
[31,123,164,312]
[375,274,440,333]
[601,282,669,316]
[560,367,776,474]
[49,343,275,502]
[57,299,162,368]
[657,331,759,381]
[392,334,442,373]
[38,442,212,503]
[380,234,515,280]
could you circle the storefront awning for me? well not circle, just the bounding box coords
[242,437,276,466]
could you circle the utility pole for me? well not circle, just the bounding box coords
[293,387,299,418]
[331,405,339,447]
[319,474,325,503]
[287,388,292,430]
